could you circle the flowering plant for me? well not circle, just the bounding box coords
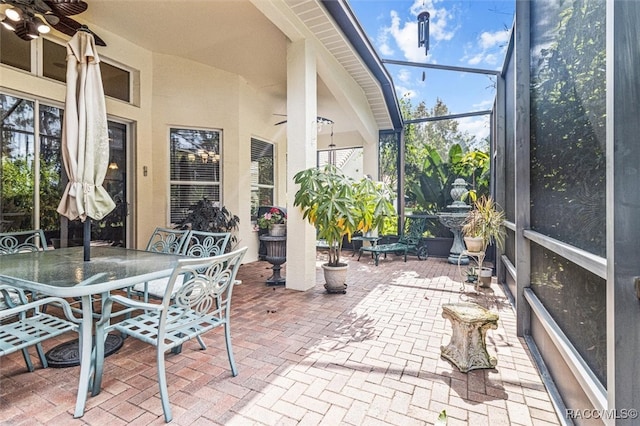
[257,207,287,229]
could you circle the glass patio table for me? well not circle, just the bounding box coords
[0,246,185,419]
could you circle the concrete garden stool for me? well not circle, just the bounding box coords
[440,302,499,373]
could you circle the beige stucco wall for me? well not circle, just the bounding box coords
[1,29,287,263]
[1,12,381,267]
[149,54,285,262]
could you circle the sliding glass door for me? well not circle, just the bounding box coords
[1,92,129,247]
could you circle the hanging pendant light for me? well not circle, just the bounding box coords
[328,122,336,166]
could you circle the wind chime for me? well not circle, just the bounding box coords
[418,7,430,81]
[417,10,430,56]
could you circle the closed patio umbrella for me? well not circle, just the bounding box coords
[57,29,115,261]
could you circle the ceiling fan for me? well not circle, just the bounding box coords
[0,0,106,46]
[274,114,334,129]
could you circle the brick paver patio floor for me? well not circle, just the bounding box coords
[0,252,560,425]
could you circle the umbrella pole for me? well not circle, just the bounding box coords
[84,219,91,261]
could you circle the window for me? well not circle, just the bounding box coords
[0,95,37,231]
[1,92,129,246]
[1,26,30,71]
[170,128,222,224]
[2,35,133,104]
[42,39,66,82]
[101,61,131,103]
[250,139,274,221]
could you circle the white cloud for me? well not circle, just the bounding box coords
[378,42,394,56]
[467,53,484,65]
[376,28,394,56]
[479,30,510,49]
[462,29,510,67]
[458,116,490,146]
[473,99,494,110]
[376,1,456,63]
[397,68,412,83]
[395,84,417,99]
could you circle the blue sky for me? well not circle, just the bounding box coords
[348,0,514,141]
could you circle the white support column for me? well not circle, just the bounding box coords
[285,39,318,291]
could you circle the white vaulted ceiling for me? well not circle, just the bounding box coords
[80,0,395,134]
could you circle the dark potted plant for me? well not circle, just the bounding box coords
[178,197,240,250]
[293,165,395,293]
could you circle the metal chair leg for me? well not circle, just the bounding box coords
[196,335,207,350]
[157,351,173,422]
[34,342,48,368]
[224,322,238,376]
[20,348,35,372]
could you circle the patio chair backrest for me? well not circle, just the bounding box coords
[399,216,428,246]
[145,227,189,254]
[0,230,48,255]
[182,231,230,258]
[160,247,246,340]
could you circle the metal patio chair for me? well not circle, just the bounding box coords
[132,231,232,301]
[0,284,80,372]
[0,230,52,341]
[145,227,190,254]
[125,227,191,302]
[93,247,247,423]
[182,230,230,257]
[0,229,49,254]
[357,215,429,266]
[0,230,49,309]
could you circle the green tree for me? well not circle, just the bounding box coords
[381,97,490,215]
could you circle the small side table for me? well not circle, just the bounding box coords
[458,250,486,290]
[259,235,286,285]
[440,302,499,373]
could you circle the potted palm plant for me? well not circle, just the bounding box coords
[461,195,506,253]
[461,196,505,287]
[293,165,395,293]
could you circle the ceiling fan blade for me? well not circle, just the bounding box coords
[90,30,106,47]
[43,13,60,25]
[50,14,79,37]
[44,0,87,16]
[33,0,53,13]
[52,15,106,46]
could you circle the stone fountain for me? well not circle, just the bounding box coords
[437,178,471,265]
